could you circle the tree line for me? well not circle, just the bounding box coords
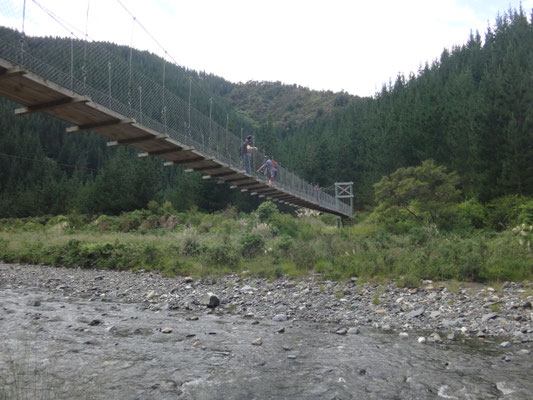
[0,7,532,217]
[280,8,533,207]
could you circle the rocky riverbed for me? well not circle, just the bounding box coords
[1,262,533,399]
[2,263,532,342]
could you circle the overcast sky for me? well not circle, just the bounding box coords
[1,0,532,96]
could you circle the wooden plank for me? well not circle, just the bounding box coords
[164,156,205,166]
[237,182,267,189]
[185,164,222,173]
[254,187,280,194]
[0,67,26,81]
[107,133,168,147]
[14,96,90,115]
[138,147,190,157]
[66,118,135,133]
[222,176,252,183]
[209,170,238,178]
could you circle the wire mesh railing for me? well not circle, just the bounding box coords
[0,0,352,218]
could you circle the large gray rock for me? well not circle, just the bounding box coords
[481,313,498,323]
[406,308,425,319]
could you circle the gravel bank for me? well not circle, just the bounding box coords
[1,262,532,343]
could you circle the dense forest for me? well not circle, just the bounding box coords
[0,7,532,217]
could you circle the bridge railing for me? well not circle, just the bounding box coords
[0,3,352,218]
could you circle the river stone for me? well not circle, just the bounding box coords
[161,327,172,334]
[417,336,426,344]
[203,293,220,308]
[348,327,360,335]
[399,332,409,338]
[336,328,348,335]
[146,290,156,299]
[522,301,532,309]
[432,333,442,343]
[27,299,41,307]
[240,285,253,292]
[252,338,263,346]
[500,341,512,348]
[482,313,498,322]
[406,308,425,319]
[273,314,288,322]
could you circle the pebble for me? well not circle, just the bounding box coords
[399,332,409,338]
[335,328,348,335]
[417,337,426,344]
[252,338,263,346]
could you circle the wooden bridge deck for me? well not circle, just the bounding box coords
[0,57,351,219]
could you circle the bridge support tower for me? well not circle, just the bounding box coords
[334,182,354,227]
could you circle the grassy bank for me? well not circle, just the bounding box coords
[0,202,531,284]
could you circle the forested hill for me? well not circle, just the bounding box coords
[0,7,532,218]
[212,80,353,130]
[284,8,533,205]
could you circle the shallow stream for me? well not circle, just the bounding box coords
[1,286,532,399]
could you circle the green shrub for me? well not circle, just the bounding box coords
[314,260,342,280]
[291,243,319,270]
[318,213,337,226]
[486,195,524,231]
[181,233,205,256]
[94,215,119,231]
[270,213,298,237]
[273,235,293,253]
[205,243,239,267]
[518,199,533,225]
[397,273,420,288]
[257,201,278,222]
[456,199,487,230]
[240,233,265,258]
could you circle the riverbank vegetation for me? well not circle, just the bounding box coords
[1,161,532,284]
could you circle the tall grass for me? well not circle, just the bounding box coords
[0,204,531,283]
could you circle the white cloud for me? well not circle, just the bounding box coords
[2,0,532,96]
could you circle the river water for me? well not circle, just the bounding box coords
[1,286,532,400]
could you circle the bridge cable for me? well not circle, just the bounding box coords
[82,0,90,90]
[162,53,167,133]
[112,0,247,148]
[20,0,26,66]
[127,16,135,114]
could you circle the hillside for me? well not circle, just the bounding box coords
[219,80,353,130]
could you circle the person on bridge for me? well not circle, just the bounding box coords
[241,135,257,174]
[257,155,277,185]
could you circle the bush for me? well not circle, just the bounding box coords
[257,201,278,222]
[291,243,319,270]
[205,243,239,267]
[518,199,533,225]
[373,160,461,230]
[270,213,298,237]
[456,199,487,230]
[486,195,524,231]
[181,233,205,256]
[240,233,265,258]
[318,213,337,226]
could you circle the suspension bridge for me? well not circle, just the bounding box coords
[0,1,353,224]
